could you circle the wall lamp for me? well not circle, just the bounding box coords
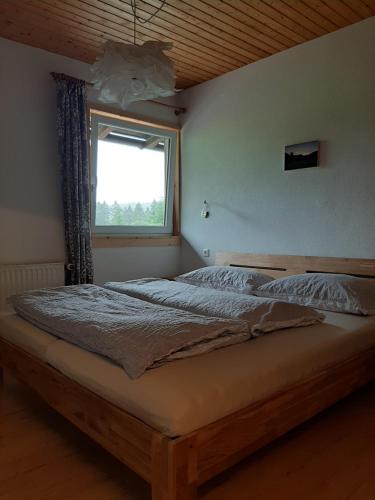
[201,200,209,219]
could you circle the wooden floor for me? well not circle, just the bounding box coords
[1,375,375,500]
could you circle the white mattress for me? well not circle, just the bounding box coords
[0,310,57,360]
[1,311,374,437]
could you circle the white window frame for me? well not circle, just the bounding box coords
[90,112,177,236]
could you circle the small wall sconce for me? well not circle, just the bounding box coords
[201,200,209,219]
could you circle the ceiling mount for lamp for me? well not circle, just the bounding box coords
[91,0,176,109]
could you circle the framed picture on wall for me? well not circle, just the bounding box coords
[284,141,320,171]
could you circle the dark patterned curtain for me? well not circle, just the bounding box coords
[52,73,94,285]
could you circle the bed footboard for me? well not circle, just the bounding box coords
[1,337,374,500]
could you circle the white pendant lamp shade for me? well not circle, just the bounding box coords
[91,40,176,109]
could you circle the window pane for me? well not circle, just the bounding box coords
[95,125,167,227]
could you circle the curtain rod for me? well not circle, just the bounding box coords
[50,72,186,116]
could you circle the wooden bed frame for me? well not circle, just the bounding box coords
[1,253,375,500]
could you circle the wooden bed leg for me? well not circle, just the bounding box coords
[152,435,198,500]
[0,365,3,386]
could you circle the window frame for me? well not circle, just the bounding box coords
[89,109,179,237]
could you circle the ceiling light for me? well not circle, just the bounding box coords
[91,1,175,109]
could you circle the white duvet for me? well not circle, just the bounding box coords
[105,278,324,335]
[10,285,249,379]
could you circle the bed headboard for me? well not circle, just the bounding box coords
[215,252,375,279]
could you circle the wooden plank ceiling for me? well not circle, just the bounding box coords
[0,1,373,89]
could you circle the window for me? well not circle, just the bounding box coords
[90,110,179,236]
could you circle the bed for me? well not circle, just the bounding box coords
[1,252,375,500]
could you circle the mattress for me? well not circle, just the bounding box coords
[0,310,57,360]
[1,310,374,437]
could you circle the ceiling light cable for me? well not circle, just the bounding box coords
[130,0,166,24]
[130,0,166,44]
[133,1,137,45]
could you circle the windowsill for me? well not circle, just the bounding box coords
[92,235,181,248]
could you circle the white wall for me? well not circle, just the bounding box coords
[180,18,375,271]
[2,19,374,280]
[0,37,180,281]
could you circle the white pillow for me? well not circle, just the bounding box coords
[256,273,375,315]
[175,266,274,295]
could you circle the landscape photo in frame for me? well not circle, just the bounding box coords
[284,141,319,171]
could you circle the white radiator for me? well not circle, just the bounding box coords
[0,262,65,310]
